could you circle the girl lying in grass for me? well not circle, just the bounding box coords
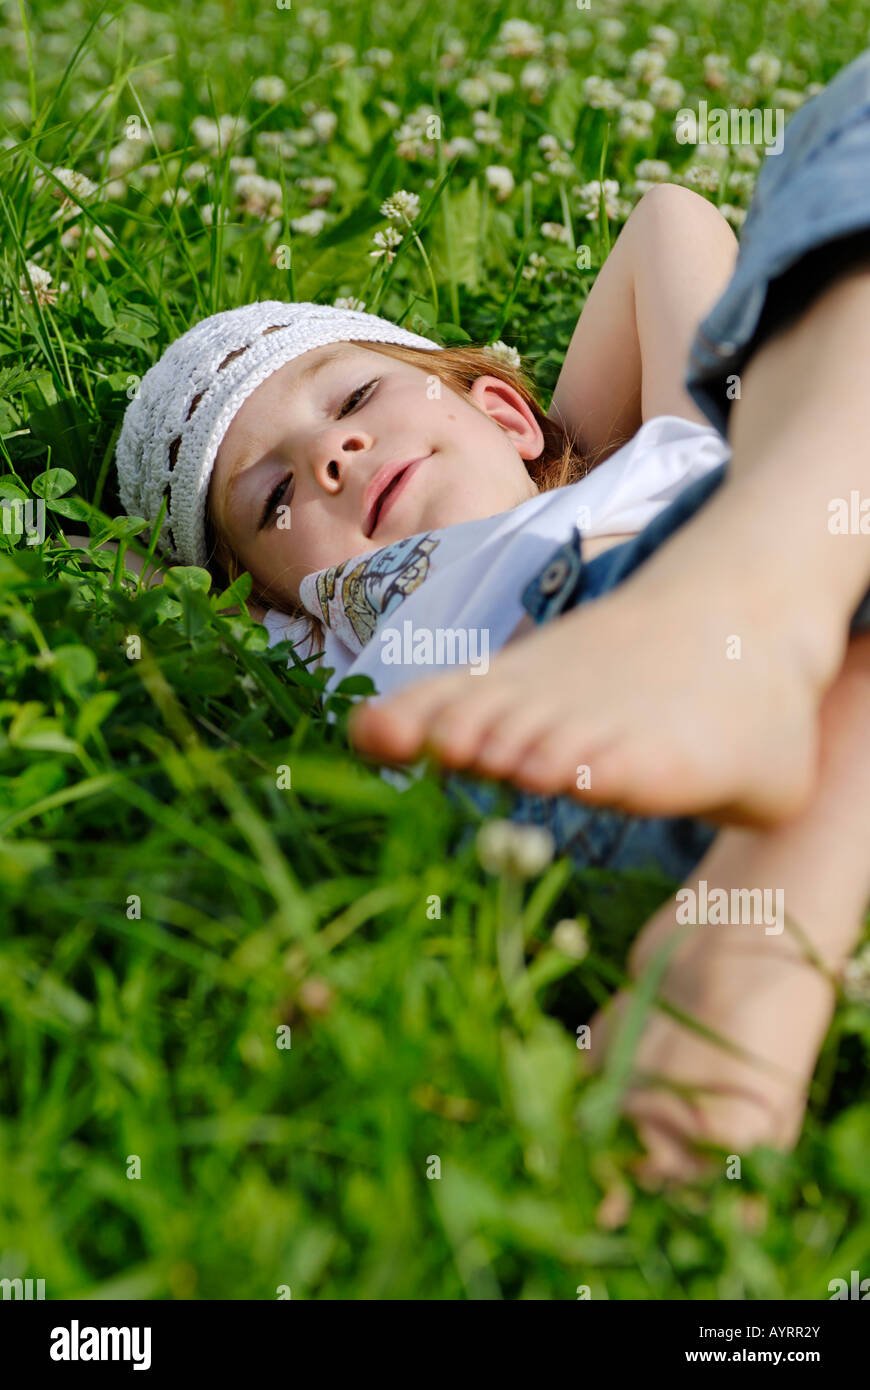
[78,52,870,1184]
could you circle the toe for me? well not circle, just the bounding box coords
[423,686,519,767]
[512,724,591,796]
[348,674,465,760]
[473,701,563,779]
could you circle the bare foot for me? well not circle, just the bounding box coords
[587,940,809,1188]
[350,493,843,824]
[585,632,870,1187]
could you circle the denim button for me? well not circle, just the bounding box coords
[521,533,583,624]
[539,556,571,594]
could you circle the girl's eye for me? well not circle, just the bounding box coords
[261,473,293,529]
[337,378,378,418]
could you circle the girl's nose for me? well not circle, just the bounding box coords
[314,429,372,487]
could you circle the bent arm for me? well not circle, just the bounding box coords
[547,183,739,463]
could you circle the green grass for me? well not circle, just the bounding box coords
[1,0,870,1300]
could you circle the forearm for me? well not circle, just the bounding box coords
[547,184,738,462]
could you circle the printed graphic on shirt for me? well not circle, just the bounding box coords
[311,533,440,651]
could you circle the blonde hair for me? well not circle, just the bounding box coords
[204,340,611,654]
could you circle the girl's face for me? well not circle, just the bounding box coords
[209,342,544,610]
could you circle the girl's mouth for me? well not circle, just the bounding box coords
[365,452,432,537]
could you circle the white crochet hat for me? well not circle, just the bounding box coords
[115,300,442,569]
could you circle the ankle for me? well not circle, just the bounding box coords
[704,481,850,692]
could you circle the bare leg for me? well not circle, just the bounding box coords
[350,264,870,826]
[588,631,870,1186]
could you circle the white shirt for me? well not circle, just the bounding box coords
[262,415,730,698]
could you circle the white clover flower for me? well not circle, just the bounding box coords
[682,164,720,193]
[257,130,291,156]
[369,225,403,262]
[476,820,515,874]
[471,110,503,145]
[511,825,555,877]
[191,113,247,153]
[151,119,178,151]
[160,185,192,207]
[698,139,729,165]
[444,136,477,160]
[568,29,593,52]
[628,47,667,83]
[734,144,761,169]
[182,161,209,184]
[647,24,679,56]
[520,62,550,95]
[648,76,684,111]
[486,339,521,368]
[290,208,330,235]
[483,70,514,95]
[475,819,554,877]
[541,221,572,243]
[323,42,355,65]
[703,53,730,90]
[552,918,589,960]
[618,97,656,141]
[719,204,747,228]
[39,165,98,219]
[309,109,338,142]
[50,166,97,201]
[251,75,287,103]
[634,158,672,183]
[538,133,561,157]
[547,156,575,180]
[598,19,626,42]
[107,141,143,176]
[443,37,467,61]
[521,250,547,280]
[746,50,782,87]
[298,7,329,36]
[394,105,439,160]
[235,172,283,217]
[618,114,651,142]
[296,174,336,208]
[497,18,544,57]
[727,169,757,197]
[19,260,57,307]
[843,945,870,1005]
[582,75,623,112]
[575,178,624,221]
[103,179,127,201]
[380,189,420,222]
[485,165,515,201]
[229,155,258,175]
[364,47,394,68]
[772,87,805,111]
[457,76,491,107]
[333,295,366,311]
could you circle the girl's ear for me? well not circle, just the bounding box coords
[468,375,544,460]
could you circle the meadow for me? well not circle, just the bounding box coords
[1,0,869,1300]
